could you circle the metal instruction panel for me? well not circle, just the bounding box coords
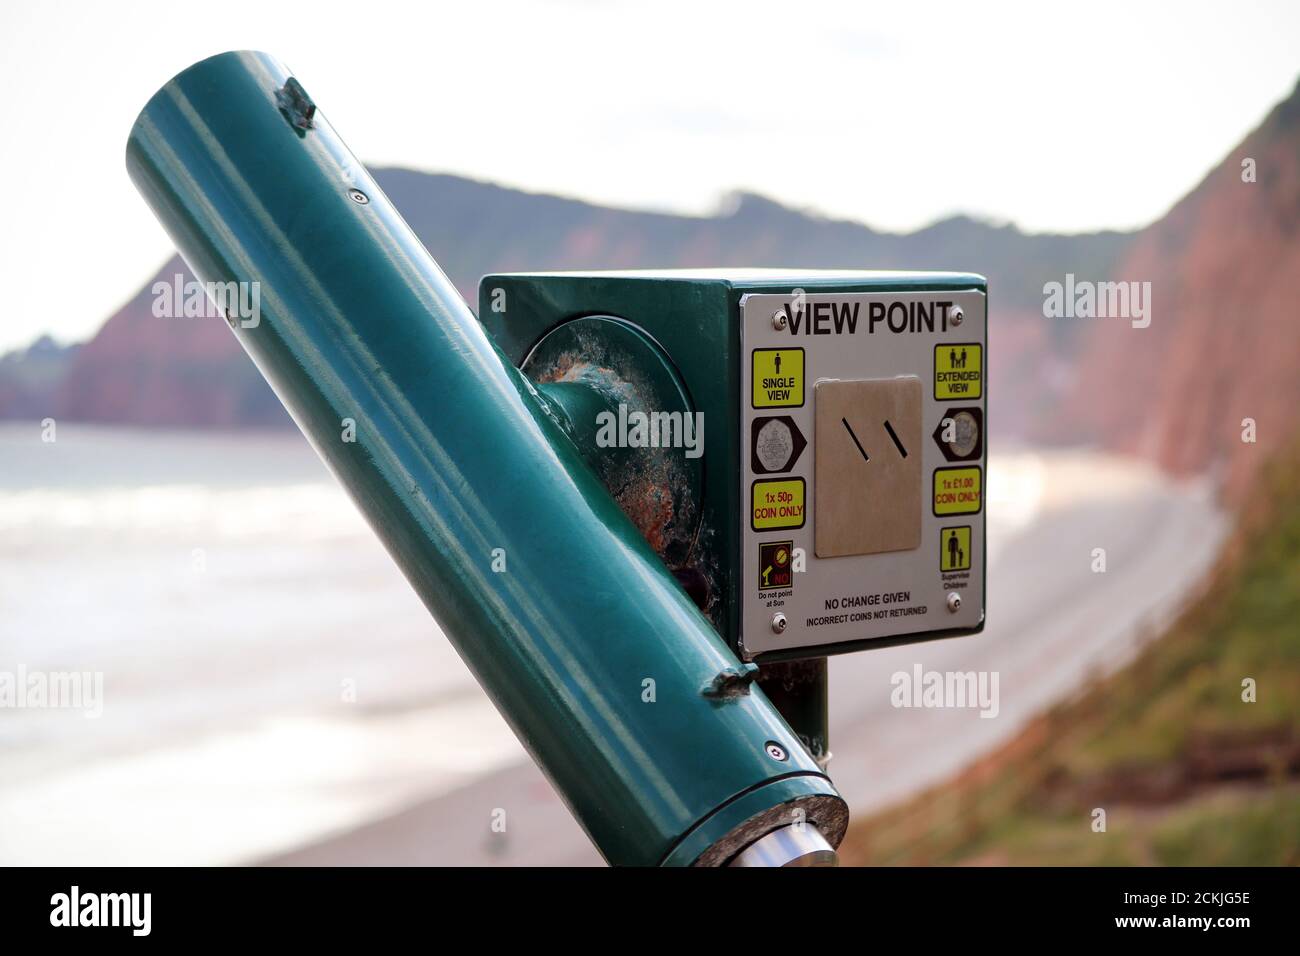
[739,290,986,658]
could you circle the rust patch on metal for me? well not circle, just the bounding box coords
[617,477,675,553]
[527,338,699,567]
[702,662,760,700]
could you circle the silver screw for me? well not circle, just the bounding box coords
[771,612,787,633]
[950,305,964,327]
[946,591,962,613]
[765,741,789,761]
[348,188,370,205]
[772,309,788,331]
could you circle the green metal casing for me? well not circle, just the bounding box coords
[126,53,847,868]
[480,270,988,662]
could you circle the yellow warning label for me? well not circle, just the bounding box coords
[940,526,972,571]
[752,348,804,408]
[934,344,982,400]
[752,478,806,530]
[933,467,982,516]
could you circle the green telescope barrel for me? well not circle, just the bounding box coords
[126,51,846,866]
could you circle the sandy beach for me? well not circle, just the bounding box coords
[0,426,1224,866]
[268,452,1226,865]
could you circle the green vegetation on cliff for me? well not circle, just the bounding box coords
[841,443,1300,866]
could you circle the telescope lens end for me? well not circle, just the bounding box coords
[728,825,839,868]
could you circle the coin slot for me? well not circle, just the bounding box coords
[815,377,922,557]
[883,419,908,458]
[842,418,870,463]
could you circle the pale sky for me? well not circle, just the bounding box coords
[1,0,1297,351]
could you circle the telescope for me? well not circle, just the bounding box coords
[127,51,987,867]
